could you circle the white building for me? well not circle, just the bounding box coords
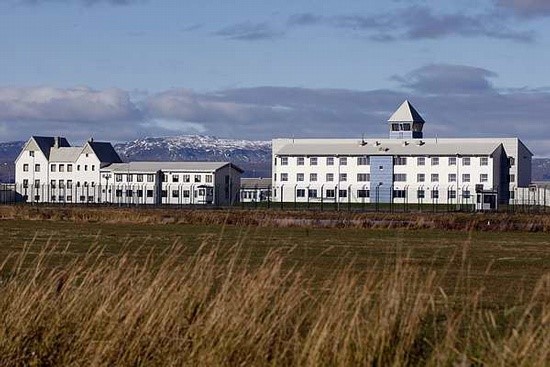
[99,162,242,206]
[15,136,243,206]
[272,101,533,209]
[240,178,272,203]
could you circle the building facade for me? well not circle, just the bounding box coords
[272,101,533,208]
[15,136,242,206]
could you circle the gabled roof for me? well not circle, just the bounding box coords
[241,178,272,189]
[388,100,425,123]
[31,136,70,159]
[102,161,244,173]
[87,141,123,164]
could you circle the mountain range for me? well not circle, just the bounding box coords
[0,135,549,182]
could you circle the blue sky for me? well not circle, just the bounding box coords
[1,0,550,156]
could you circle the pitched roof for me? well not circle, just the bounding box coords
[103,161,244,173]
[49,147,83,162]
[87,142,123,164]
[388,100,425,123]
[275,139,503,156]
[31,136,70,159]
[241,178,272,189]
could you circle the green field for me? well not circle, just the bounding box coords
[1,218,548,305]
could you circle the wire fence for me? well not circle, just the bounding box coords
[1,183,549,213]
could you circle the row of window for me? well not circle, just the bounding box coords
[277,172,495,183]
[114,173,213,183]
[275,188,474,200]
[114,188,211,198]
[278,156,493,167]
[22,163,96,172]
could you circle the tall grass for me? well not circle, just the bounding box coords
[0,239,548,366]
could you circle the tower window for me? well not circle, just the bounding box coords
[402,123,411,131]
[391,123,399,131]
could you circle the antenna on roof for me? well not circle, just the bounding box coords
[361,133,367,146]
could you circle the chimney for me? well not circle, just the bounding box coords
[54,137,59,148]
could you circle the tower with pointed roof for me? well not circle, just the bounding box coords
[388,100,425,139]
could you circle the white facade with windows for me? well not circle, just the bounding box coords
[272,101,533,208]
[15,136,242,206]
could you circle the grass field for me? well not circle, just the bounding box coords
[0,208,548,365]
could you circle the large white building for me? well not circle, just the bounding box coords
[272,101,534,209]
[15,136,242,205]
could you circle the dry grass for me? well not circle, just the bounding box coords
[0,237,548,366]
[1,205,550,232]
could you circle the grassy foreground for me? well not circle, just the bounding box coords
[0,207,548,366]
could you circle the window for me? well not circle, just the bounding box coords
[402,123,411,131]
[480,174,488,183]
[509,191,515,200]
[448,174,457,182]
[509,157,515,167]
[449,190,456,199]
[509,174,515,183]
[310,157,318,166]
[448,157,457,166]
[339,157,347,166]
[127,174,133,182]
[172,175,179,183]
[126,190,133,197]
[417,174,425,182]
[463,190,471,199]
[137,174,144,182]
[357,173,370,182]
[339,189,347,198]
[29,151,34,157]
[462,174,471,183]
[146,190,154,198]
[92,165,96,171]
[394,174,407,182]
[431,157,439,166]
[326,157,334,166]
[59,180,65,188]
[357,156,370,165]
[194,175,201,183]
[161,190,167,198]
[77,165,80,171]
[297,157,305,166]
[393,190,406,198]
[308,189,318,198]
[23,164,29,172]
[116,190,123,197]
[35,164,40,172]
[417,190,425,199]
[297,173,304,181]
[480,157,489,166]
[67,164,73,172]
[326,173,334,182]
[34,179,40,188]
[281,173,288,182]
[183,190,190,198]
[394,157,407,165]
[296,189,306,198]
[182,174,190,183]
[462,157,471,166]
[84,165,88,171]
[326,189,335,198]
[23,179,29,188]
[431,174,439,182]
[417,157,425,166]
[357,190,370,198]
[51,164,56,172]
[147,174,155,182]
[339,173,347,182]
[431,190,439,199]
[172,190,179,198]
[281,157,288,165]
[310,173,317,182]
[59,164,65,172]
[391,123,399,131]
[50,180,56,189]
[115,174,123,182]
[67,180,73,189]
[137,190,144,198]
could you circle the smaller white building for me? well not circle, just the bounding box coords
[240,178,272,203]
[99,162,242,206]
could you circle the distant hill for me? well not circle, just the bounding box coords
[0,137,548,183]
